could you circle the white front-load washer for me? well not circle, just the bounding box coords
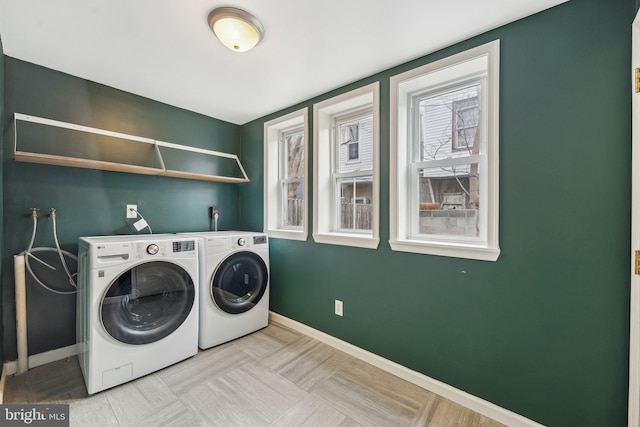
[76,234,199,394]
[178,231,269,349]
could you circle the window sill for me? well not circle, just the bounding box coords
[266,229,308,241]
[389,239,500,261]
[313,232,379,249]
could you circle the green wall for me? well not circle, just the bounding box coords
[239,0,634,425]
[2,58,243,360]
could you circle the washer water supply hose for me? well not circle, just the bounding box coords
[21,208,78,295]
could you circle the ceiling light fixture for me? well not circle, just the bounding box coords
[207,7,264,53]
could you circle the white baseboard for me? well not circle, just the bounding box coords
[3,344,79,377]
[270,312,544,427]
[0,363,7,403]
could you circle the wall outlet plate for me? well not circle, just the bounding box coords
[335,300,343,316]
[126,204,137,218]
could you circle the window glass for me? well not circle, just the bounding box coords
[285,131,304,178]
[337,115,372,171]
[334,112,373,232]
[336,176,373,231]
[416,163,480,237]
[418,85,480,161]
[281,129,305,228]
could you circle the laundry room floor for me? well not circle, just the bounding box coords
[3,322,506,427]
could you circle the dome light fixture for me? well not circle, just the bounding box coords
[207,7,264,53]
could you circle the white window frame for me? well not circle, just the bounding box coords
[264,108,308,241]
[313,82,379,249]
[390,40,500,261]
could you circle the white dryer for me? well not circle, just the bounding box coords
[76,234,199,394]
[178,231,269,349]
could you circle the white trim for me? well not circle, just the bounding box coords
[3,344,79,378]
[14,112,155,145]
[389,40,500,261]
[0,363,7,403]
[390,239,500,261]
[629,11,640,427]
[313,232,380,249]
[264,108,309,241]
[270,312,544,427]
[313,82,380,249]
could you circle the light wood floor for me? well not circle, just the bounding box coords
[4,322,505,426]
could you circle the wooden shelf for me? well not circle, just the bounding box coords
[13,113,250,183]
[14,151,163,176]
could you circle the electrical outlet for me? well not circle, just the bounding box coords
[126,204,138,219]
[209,206,219,219]
[335,300,343,316]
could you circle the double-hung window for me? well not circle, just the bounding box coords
[313,82,379,249]
[264,108,308,240]
[390,41,500,261]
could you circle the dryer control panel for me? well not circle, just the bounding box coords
[173,240,196,253]
[253,235,268,245]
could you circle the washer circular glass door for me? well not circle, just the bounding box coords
[101,261,195,345]
[211,251,268,314]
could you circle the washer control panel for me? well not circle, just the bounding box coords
[136,242,166,258]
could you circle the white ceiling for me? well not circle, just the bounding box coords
[0,0,567,125]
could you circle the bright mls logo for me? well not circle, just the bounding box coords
[1,405,69,426]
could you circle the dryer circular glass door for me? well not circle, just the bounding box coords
[211,251,268,314]
[101,261,195,345]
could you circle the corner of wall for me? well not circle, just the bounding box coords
[0,32,5,364]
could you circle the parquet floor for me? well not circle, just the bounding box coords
[4,322,505,426]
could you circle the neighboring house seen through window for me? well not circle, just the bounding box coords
[452,95,480,151]
[335,112,373,232]
[344,123,360,161]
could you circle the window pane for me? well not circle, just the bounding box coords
[419,85,480,161]
[348,142,359,161]
[282,181,303,227]
[336,176,373,231]
[285,132,304,179]
[337,115,373,172]
[417,163,479,237]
